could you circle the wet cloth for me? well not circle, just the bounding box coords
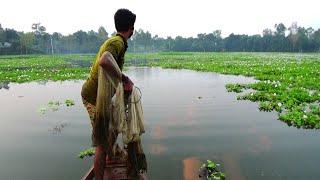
[81,34,127,147]
[100,52,147,174]
[99,52,145,145]
[121,87,145,144]
[82,98,96,127]
[82,95,117,148]
[81,34,127,105]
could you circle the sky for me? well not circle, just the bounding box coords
[0,0,319,38]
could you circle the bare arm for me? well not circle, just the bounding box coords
[98,51,122,81]
[99,51,134,91]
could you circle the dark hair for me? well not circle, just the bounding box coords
[114,9,136,32]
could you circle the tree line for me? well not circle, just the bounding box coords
[0,22,319,55]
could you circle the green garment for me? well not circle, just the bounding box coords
[81,34,127,105]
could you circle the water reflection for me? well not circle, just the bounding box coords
[151,125,166,140]
[222,153,245,180]
[149,143,168,155]
[247,134,272,155]
[0,82,10,90]
[183,157,201,180]
[1,67,320,180]
[49,122,69,135]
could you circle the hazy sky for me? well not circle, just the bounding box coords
[1,0,319,38]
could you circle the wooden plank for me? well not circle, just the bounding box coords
[81,146,147,180]
[81,165,94,180]
[82,163,147,180]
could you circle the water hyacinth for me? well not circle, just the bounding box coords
[78,147,95,159]
[37,99,76,115]
[1,53,319,129]
[148,52,320,129]
[0,55,93,83]
[199,160,226,180]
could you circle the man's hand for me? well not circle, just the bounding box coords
[122,74,134,92]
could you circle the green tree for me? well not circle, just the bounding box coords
[313,29,320,51]
[98,26,108,40]
[131,29,152,52]
[275,23,287,36]
[32,23,46,35]
[167,36,173,51]
[20,32,35,54]
[273,23,289,51]
[0,24,4,52]
[288,22,299,51]
[0,24,4,43]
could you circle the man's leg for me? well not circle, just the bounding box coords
[82,98,105,178]
[94,145,106,180]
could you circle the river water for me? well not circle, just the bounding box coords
[0,67,319,180]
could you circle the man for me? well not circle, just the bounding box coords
[81,9,135,180]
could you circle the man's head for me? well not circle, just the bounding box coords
[114,9,136,39]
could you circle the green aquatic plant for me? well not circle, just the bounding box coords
[0,55,92,83]
[65,99,75,106]
[225,83,248,93]
[37,99,75,115]
[48,100,61,106]
[2,53,319,129]
[48,100,60,111]
[259,101,274,112]
[78,147,95,159]
[148,52,320,129]
[279,105,320,129]
[199,160,226,180]
[38,107,47,115]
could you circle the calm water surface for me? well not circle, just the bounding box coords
[0,67,319,180]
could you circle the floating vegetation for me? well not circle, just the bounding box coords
[199,160,226,180]
[225,83,249,93]
[147,52,320,129]
[38,107,47,115]
[0,55,92,83]
[78,147,95,159]
[48,100,61,111]
[1,53,319,129]
[38,99,75,115]
[279,104,320,129]
[65,99,75,106]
